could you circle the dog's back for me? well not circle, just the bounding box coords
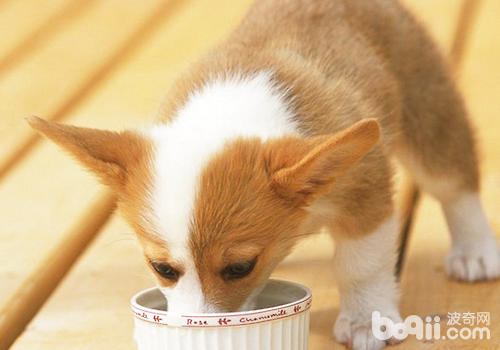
[232,0,477,186]
[163,0,474,181]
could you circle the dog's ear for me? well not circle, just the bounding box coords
[27,116,150,189]
[268,119,380,205]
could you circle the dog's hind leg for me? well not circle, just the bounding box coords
[393,54,500,282]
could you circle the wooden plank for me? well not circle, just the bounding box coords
[0,192,116,349]
[0,0,90,68]
[9,215,155,350]
[0,0,172,177]
[8,1,468,349]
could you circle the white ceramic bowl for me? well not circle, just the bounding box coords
[131,279,312,350]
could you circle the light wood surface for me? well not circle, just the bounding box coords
[0,0,87,65]
[0,0,171,174]
[0,192,116,348]
[1,0,499,349]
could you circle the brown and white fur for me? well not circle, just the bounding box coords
[28,0,500,349]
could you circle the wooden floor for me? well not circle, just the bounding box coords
[0,0,499,349]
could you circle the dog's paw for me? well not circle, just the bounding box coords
[445,236,500,282]
[333,310,402,350]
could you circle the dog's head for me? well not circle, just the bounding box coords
[28,116,379,313]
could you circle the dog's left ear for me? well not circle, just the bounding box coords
[27,116,150,190]
[268,119,380,205]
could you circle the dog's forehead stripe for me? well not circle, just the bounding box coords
[148,71,297,269]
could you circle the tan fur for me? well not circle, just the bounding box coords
[271,119,380,205]
[27,116,160,251]
[136,234,181,289]
[26,116,154,191]
[189,120,380,311]
[191,138,307,310]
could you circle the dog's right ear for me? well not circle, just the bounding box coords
[27,116,151,190]
[267,119,380,206]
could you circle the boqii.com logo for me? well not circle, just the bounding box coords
[372,311,491,341]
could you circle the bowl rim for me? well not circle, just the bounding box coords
[130,279,312,327]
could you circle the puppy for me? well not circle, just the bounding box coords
[28,0,500,348]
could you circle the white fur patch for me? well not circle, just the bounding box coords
[443,192,500,281]
[332,213,401,348]
[148,72,297,312]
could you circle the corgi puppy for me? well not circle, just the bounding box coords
[28,0,500,348]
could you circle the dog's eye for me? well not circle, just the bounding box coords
[151,262,179,281]
[221,258,257,281]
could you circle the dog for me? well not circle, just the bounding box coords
[28,0,500,348]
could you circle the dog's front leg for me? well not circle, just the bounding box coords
[332,213,402,350]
